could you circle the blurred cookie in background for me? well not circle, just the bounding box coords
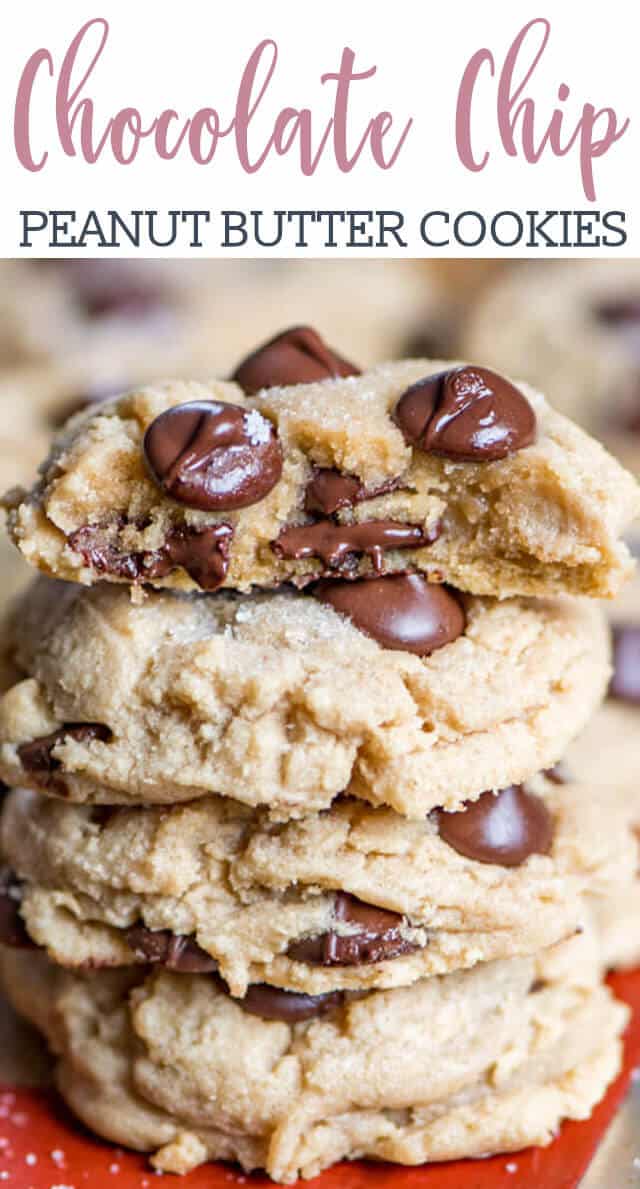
[0,259,439,384]
[462,261,640,472]
[407,260,512,359]
[0,365,126,614]
[567,558,640,970]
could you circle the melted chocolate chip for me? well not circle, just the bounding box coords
[147,525,233,589]
[0,870,36,949]
[394,366,536,462]
[435,785,553,867]
[237,983,344,1022]
[313,573,465,655]
[68,521,233,591]
[273,520,438,574]
[304,469,401,517]
[143,401,283,512]
[18,724,112,794]
[609,624,640,704]
[125,925,217,974]
[287,892,417,967]
[232,326,360,395]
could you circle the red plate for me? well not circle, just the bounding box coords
[0,968,639,1189]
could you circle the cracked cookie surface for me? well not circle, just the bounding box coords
[0,773,634,996]
[0,578,610,816]
[0,933,626,1183]
[4,360,638,599]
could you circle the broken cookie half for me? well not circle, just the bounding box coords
[3,328,639,599]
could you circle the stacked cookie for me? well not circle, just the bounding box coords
[0,328,639,1183]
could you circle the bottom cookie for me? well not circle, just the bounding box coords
[0,934,627,1184]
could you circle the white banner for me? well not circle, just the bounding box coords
[0,0,636,256]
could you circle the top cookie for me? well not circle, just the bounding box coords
[4,331,638,600]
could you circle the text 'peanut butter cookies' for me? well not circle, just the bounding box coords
[0,773,633,996]
[4,351,638,598]
[0,577,609,816]
[0,935,627,1182]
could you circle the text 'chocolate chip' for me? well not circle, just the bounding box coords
[232,325,360,395]
[144,401,283,511]
[394,366,536,462]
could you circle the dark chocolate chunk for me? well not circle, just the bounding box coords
[273,519,438,574]
[143,401,282,512]
[237,982,344,1022]
[0,870,36,949]
[435,785,553,867]
[609,624,640,704]
[18,724,112,795]
[68,521,233,591]
[313,573,465,655]
[394,366,536,462]
[145,524,233,589]
[544,761,571,785]
[232,326,360,395]
[287,892,417,967]
[304,469,401,517]
[125,925,217,974]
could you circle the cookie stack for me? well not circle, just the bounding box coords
[0,328,638,1183]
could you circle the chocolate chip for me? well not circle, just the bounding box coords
[146,524,233,590]
[68,521,233,591]
[304,469,401,517]
[287,892,417,967]
[237,983,344,1022]
[143,401,283,512]
[609,624,640,703]
[66,262,169,321]
[89,806,118,828]
[18,724,112,794]
[0,870,36,949]
[232,326,360,395]
[435,785,553,867]
[596,298,640,328]
[544,761,571,785]
[273,520,438,574]
[394,366,536,462]
[125,925,217,974]
[313,573,465,655]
